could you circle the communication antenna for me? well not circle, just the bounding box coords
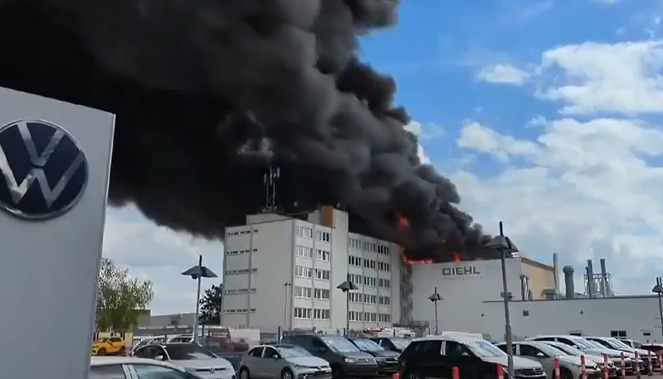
[262,166,280,212]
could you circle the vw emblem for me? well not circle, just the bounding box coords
[209,368,216,374]
[0,119,88,220]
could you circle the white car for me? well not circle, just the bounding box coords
[538,341,617,376]
[496,341,600,379]
[90,356,197,378]
[133,342,235,379]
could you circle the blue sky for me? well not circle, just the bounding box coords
[105,0,663,314]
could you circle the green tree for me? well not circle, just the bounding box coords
[96,257,154,333]
[199,284,223,325]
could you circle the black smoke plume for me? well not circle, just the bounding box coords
[0,0,493,261]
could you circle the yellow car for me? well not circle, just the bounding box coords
[91,336,126,356]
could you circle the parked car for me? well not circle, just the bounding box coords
[619,339,642,349]
[538,341,617,378]
[495,341,600,379]
[526,335,635,374]
[586,337,659,372]
[133,342,236,379]
[349,337,400,375]
[640,343,663,355]
[398,333,546,379]
[90,356,201,378]
[281,333,378,379]
[92,336,126,356]
[370,337,411,353]
[169,334,195,343]
[238,344,331,379]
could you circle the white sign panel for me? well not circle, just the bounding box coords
[0,87,115,379]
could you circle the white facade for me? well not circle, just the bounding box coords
[409,257,527,333]
[478,296,663,343]
[221,207,402,333]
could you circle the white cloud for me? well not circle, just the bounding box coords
[405,121,442,165]
[453,116,663,295]
[537,40,663,115]
[103,205,224,314]
[476,64,530,85]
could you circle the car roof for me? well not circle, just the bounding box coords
[90,356,184,371]
[412,335,483,344]
[530,335,585,340]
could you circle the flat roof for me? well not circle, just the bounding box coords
[483,294,659,303]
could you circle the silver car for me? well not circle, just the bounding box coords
[239,344,332,379]
[89,356,197,378]
[133,342,235,379]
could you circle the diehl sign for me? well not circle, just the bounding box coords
[442,266,481,276]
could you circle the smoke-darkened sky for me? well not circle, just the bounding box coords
[0,0,492,261]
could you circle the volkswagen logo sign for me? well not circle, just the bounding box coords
[0,119,88,220]
[209,368,216,374]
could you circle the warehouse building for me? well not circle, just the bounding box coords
[221,206,403,334]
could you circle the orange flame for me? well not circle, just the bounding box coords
[453,252,460,262]
[395,212,411,230]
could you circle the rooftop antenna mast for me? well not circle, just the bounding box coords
[262,166,280,212]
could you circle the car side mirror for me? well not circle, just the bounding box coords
[272,354,280,359]
[461,352,470,357]
[536,352,545,358]
[154,355,164,361]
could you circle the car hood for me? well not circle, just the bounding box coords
[558,356,584,366]
[584,348,627,358]
[370,350,400,359]
[169,358,234,371]
[342,351,375,359]
[287,356,330,367]
[482,356,542,369]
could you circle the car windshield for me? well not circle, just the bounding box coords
[607,339,632,350]
[165,343,217,360]
[467,340,506,357]
[572,339,596,350]
[390,338,411,350]
[278,346,312,358]
[534,343,570,356]
[320,337,360,353]
[550,343,583,356]
[353,339,384,352]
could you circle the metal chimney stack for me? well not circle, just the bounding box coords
[586,259,595,298]
[553,253,559,298]
[563,266,574,299]
[600,258,608,297]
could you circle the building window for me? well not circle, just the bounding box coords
[349,274,362,285]
[378,313,391,323]
[294,286,312,298]
[297,246,313,258]
[225,268,258,275]
[314,288,330,299]
[349,311,363,321]
[313,308,330,320]
[295,265,312,278]
[349,292,362,303]
[610,331,627,338]
[363,276,376,287]
[224,308,257,314]
[294,307,312,319]
[297,226,313,238]
[316,249,330,261]
[378,296,391,305]
[378,278,391,289]
[225,288,257,295]
[316,231,331,242]
[349,256,361,267]
[363,294,376,304]
[363,259,376,269]
[315,269,330,281]
[377,262,391,271]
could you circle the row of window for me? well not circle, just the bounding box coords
[348,311,392,322]
[348,256,392,272]
[226,248,258,255]
[294,307,331,320]
[227,229,257,236]
[294,286,331,299]
[296,226,333,242]
[224,308,256,314]
[347,293,392,305]
[348,238,391,255]
[295,265,331,280]
[225,268,258,275]
[225,288,256,295]
[296,246,330,261]
[347,274,391,289]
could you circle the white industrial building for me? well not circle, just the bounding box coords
[221,206,402,334]
[407,256,663,343]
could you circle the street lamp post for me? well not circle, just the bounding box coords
[428,287,443,335]
[181,255,218,344]
[283,282,292,328]
[652,277,663,342]
[486,221,519,379]
[337,277,359,336]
